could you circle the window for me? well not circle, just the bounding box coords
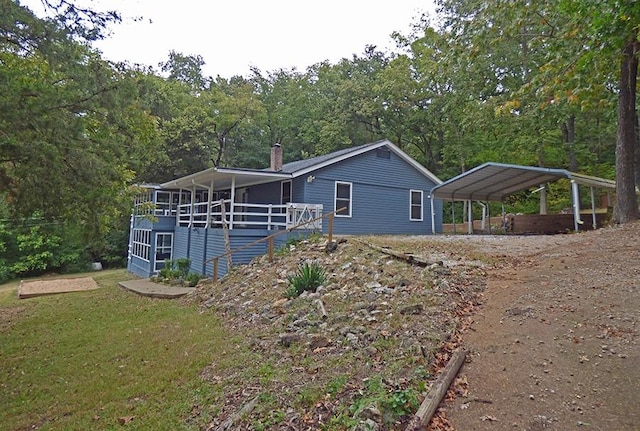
[335,182,352,217]
[134,191,153,215]
[131,229,151,261]
[281,180,292,214]
[410,190,423,221]
[155,191,171,215]
[154,233,173,272]
[281,180,292,205]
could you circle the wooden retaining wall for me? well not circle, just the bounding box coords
[443,211,611,235]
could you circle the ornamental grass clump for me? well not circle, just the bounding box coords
[285,262,326,298]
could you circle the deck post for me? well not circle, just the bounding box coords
[268,204,272,230]
[328,213,334,243]
[213,257,219,283]
[268,237,274,262]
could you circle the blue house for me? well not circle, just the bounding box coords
[127,139,443,279]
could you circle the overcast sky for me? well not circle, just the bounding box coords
[24,0,436,78]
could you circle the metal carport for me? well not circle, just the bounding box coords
[429,162,616,233]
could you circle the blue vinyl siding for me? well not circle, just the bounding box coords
[173,227,190,260]
[189,228,207,274]
[128,256,151,278]
[302,148,439,234]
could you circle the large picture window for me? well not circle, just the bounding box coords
[335,181,352,217]
[131,229,151,261]
[410,190,423,221]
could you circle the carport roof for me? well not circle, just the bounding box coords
[430,162,616,202]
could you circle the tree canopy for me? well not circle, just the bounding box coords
[1,0,637,281]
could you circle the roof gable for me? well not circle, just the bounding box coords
[282,139,442,185]
[161,139,441,190]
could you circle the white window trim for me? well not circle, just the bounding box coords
[154,232,173,272]
[131,228,151,262]
[335,181,352,218]
[410,190,423,221]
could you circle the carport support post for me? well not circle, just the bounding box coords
[467,200,473,234]
[590,187,597,229]
[451,201,456,234]
[571,180,582,232]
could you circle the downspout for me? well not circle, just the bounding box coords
[430,194,436,234]
[571,180,583,232]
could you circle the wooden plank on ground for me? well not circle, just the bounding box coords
[406,349,466,430]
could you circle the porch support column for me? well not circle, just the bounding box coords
[207,179,214,228]
[571,180,583,232]
[189,186,195,228]
[177,189,184,227]
[229,175,236,230]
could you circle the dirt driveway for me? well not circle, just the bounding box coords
[444,223,640,430]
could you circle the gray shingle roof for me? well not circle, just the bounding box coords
[276,142,381,174]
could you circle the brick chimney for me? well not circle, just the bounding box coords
[270,143,283,171]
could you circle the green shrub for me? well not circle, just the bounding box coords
[286,262,326,298]
[158,259,202,287]
[185,272,203,287]
[176,258,191,279]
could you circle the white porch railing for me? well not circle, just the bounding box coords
[176,200,323,230]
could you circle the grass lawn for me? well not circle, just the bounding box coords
[0,270,236,430]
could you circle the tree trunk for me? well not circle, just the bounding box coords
[634,114,640,188]
[615,38,640,223]
[561,114,578,172]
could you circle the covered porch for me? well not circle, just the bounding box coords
[153,167,323,231]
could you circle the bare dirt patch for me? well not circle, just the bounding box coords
[444,223,640,430]
[18,276,100,299]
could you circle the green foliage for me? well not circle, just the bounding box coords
[328,376,420,428]
[176,258,192,279]
[185,272,203,287]
[157,258,203,287]
[285,262,326,298]
[0,216,92,283]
